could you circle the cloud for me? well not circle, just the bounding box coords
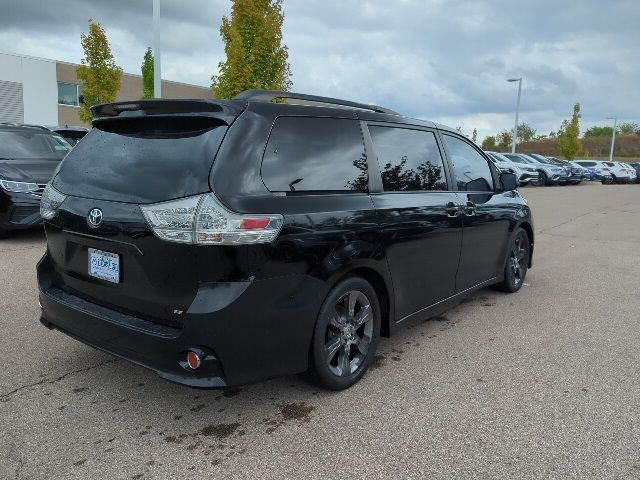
[0,0,637,140]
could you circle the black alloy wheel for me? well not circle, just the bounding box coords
[537,171,547,186]
[493,228,530,293]
[309,277,380,390]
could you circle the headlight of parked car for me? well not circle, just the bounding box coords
[0,179,40,193]
[40,184,67,220]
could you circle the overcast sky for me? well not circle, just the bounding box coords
[0,0,638,140]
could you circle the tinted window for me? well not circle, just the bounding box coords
[576,161,596,167]
[369,126,447,191]
[0,130,72,159]
[604,162,615,167]
[53,117,228,204]
[261,117,367,192]
[504,154,529,164]
[443,135,494,191]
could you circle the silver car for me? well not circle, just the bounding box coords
[485,151,539,185]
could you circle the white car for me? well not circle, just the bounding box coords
[618,162,637,183]
[485,151,540,185]
[573,161,614,181]
[602,161,633,183]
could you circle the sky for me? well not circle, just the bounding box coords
[0,0,638,141]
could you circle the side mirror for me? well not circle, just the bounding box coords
[500,172,518,191]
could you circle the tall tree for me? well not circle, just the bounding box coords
[211,0,292,99]
[496,130,512,151]
[558,102,582,160]
[481,136,496,150]
[76,19,123,124]
[471,128,478,144]
[141,47,154,99]
[516,122,537,142]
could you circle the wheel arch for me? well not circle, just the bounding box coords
[328,265,393,338]
[516,220,534,268]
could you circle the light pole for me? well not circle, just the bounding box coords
[153,0,162,98]
[607,117,617,162]
[508,77,522,153]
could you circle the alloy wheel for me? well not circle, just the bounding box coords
[508,232,528,287]
[324,290,374,377]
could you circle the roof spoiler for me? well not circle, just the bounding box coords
[90,99,245,124]
[234,89,401,116]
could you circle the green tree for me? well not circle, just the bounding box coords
[618,122,640,135]
[76,19,123,124]
[558,102,582,160]
[141,47,154,99]
[584,125,614,138]
[471,128,478,144]
[481,135,496,150]
[211,0,292,99]
[496,130,512,151]
[517,122,536,142]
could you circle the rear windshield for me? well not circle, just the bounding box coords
[52,117,227,204]
[576,161,595,167]
[0,130,72,160]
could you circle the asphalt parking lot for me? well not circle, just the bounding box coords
[1,182,640,479]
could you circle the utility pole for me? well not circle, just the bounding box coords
[153,0,162,98]
[607,117,617,162]
[508,77,522,153]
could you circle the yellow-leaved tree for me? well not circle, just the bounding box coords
[211,0,292,99]
[76,19,123,124]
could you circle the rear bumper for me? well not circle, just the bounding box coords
[37,252,325,388]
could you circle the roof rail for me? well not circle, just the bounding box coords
[234,89,401,116]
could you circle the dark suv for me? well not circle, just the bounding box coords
[0,124,72,237]
[37,90,534,390]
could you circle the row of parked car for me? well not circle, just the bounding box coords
[484,151,640,186]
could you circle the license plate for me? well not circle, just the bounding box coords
[88,248,120,283]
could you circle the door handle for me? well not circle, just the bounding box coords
[445,202,461,217]
[464,201,477,216]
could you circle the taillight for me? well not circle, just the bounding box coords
[40,184,67,220]
[140,193,283,245]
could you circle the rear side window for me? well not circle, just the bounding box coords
[576,161,596,167]
[443,134,494,191]
[368,126,447,191]
[604,162,615,167]
[261,117,367,192]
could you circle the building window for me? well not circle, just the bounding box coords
[57,82,82,107]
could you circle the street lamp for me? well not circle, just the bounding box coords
[153,0,162,98]
[508,77,522,154]
[606,117,617,162]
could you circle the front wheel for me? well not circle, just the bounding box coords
[537,171,547,186]
[308,277,381,390]
[493,228,530,293]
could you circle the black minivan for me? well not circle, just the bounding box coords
[37,90,533,390]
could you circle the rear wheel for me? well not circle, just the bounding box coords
[493,228,530,293]
[308,277,380,390]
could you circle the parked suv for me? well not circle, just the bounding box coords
[485,151,539,185]
[504,153,565,186]
[573,160,613,181]
[0,124,72,238]
[37,90,534,390]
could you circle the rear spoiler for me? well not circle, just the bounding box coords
[90,99,246,125]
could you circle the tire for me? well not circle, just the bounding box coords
[537,171,547,186]
[610,174,617,184]
[308,277,381,390]
[0,228,8,239]
[492,228,530,293]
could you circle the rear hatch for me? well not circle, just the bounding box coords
[46,100,245,327]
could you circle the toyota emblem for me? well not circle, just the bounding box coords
[87,208,103,228]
